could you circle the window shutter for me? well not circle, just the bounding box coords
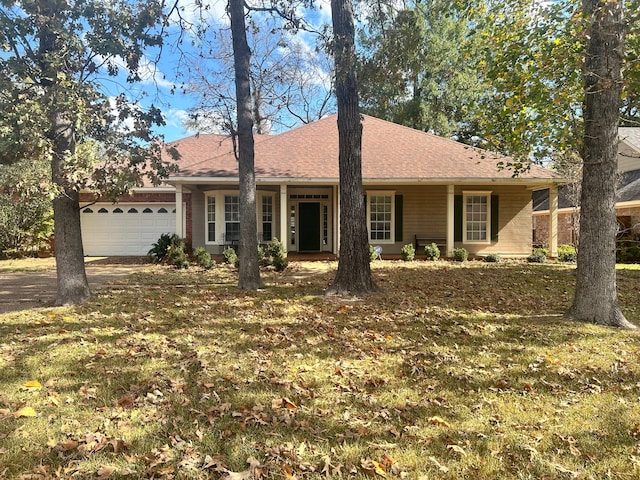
[395,194,403,242]
[454,195,463,242]
[491,195,499,242]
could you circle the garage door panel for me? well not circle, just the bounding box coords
[81,203,176,256]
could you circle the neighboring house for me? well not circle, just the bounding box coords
[166,114,562,258]
[533,127,640,246]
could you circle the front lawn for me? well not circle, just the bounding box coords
[1,261,639,479]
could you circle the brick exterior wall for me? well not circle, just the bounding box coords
[533,205,640,247]
[78,191,193,246]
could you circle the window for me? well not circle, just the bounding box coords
[127,208,138,213]
[261,195,273,242]
[158,208,168,213]
[83,208,93,213]
[207,196,216,242]
[143,208,153,213]
[290,204,296,246]
[367,193,394,243]
[323,205,329,246]
[225,195,240,242]
[464,192,490,243]
[113,208,123,213]
[98,208,108,213]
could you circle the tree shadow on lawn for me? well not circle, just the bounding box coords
[1,263,640,477]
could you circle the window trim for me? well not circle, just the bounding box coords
[463,191,492,244]
[205,190,276,245]
[366,190,395,245]
[258,192,275,243]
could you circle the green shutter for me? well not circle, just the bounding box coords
[454,195,463,242]
[395,194,403,242]
[491,195,499,242]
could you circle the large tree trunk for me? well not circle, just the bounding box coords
[567,0,635,329]
[39,0,91,305]
[229,0,263,290]
[52,114,90,305]
[326,0,377,295]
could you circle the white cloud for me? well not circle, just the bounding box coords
[167,0,229,30]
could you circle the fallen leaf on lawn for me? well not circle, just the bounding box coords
[97,465,117,478]
[272,397,297,410]
[282,464,297,479]
[203,454,227,472]
[428,416,451,428]
[382,453,396,467]
[117,393,136,408]
[52,438,79,452]
[447,444,467,456]
[427,456,449,473]
[338,305,353,313]
[22,380,42,391]
[14,406,37,418]
[222,456,262,480]
[569,444,582,457]
[361,459,386,477]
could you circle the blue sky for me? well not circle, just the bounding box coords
[118,0,334,142]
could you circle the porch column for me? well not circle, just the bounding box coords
[175,184,184,238]
[446,184,455,257]
[335,184,340,254]
[549,185,559,257]
[280,184,288,253]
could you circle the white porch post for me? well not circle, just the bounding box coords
[175,184,184,238]
[446,184,455,257]
[335,184,340,254]
[549,185,559,257]
[280,184,288,253]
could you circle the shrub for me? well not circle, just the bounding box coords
[617,240,640,263]
[485,253,501,263]
[401,244,415,261]
[222,247,238,266]
[148,233,181,263]
[193,247,215,270]
[453,247,468,262]
[527,248,547,263]
[166,241,189,269]
[557,244,577,263]
[424,243,440,261]
[263,238,288,272]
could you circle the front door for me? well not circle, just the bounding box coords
[298,202,321,251]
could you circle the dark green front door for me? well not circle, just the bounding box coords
[298,202,321,251]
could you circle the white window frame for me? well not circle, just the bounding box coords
[463,191,491,244]
[206,196,216,243]
[366,190,395,244]
[205,190,239,245]
[205,190,276,245]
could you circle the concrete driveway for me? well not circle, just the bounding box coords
[0,261,144,314]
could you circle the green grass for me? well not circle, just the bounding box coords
[0,257,56,272]
[1,260,640,479]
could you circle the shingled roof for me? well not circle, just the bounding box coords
[168,114,560,184]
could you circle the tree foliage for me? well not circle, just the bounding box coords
[357,0,485,141]
[0,159,53,256]
[473,0,640,169]
[0,0,177,304]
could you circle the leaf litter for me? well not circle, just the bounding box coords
[0,261,639,478]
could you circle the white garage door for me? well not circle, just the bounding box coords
[81,203,176,256]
